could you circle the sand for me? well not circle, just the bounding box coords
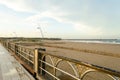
[42,40,120,58]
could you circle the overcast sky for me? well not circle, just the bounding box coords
[0,0,120,39]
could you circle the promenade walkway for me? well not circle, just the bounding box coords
[0,44,35,80]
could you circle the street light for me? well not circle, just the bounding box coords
[37,24,44,39]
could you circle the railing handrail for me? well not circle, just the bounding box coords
[39,50,120,77]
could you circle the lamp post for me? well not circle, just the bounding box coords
[37,25,44,39]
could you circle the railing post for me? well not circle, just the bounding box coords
[34,48,39,78]
[7,42,10,51]
[15,43,18,55]
[39,48,46,75]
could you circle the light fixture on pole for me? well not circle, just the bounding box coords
[37,24,44,39]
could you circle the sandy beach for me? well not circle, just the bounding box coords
[42,40,120,58]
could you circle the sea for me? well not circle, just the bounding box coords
[64,39,120,44]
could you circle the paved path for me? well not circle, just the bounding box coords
[0,44,35,80]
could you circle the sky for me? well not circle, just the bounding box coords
[0,0,120,39]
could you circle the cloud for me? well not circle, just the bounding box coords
[0,0,34,12]
[0,0,65,13]
[25,9,103,36]
[25,10,69,23]
[0,10,35,36]
[74,23,103,35]
[1,0,118,38]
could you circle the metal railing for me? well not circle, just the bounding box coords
[0,40,120,80]
[1,41,35,74]
[37,50,120,80]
